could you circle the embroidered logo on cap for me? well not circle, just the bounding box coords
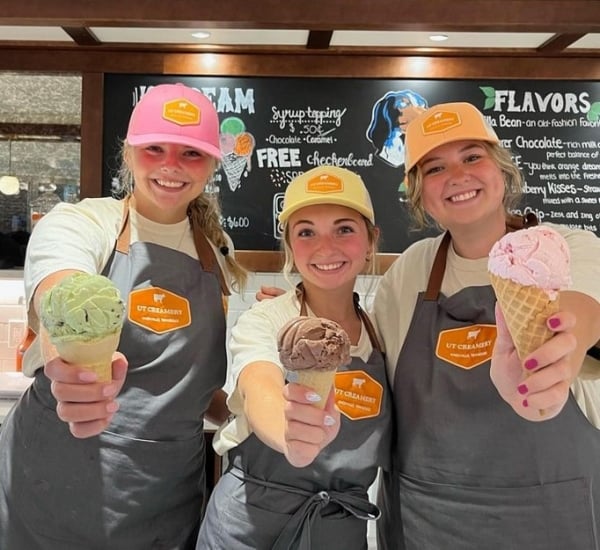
[422,110,461,135]
[162,98,201,126]
[436,324,497,369]
[306,172,343,194]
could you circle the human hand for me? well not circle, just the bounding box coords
[44,352,128,438]
[490,303,577,421]
[255,285,285,302]
[281,383,340,467]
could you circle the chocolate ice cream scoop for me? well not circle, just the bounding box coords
[277,316,351,372]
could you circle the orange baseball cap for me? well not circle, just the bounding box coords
[404,102,499,173]
[126,83,222,159]
[279,166,374,224]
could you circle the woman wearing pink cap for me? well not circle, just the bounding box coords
[375,102,600,549]
[0,83,247,549]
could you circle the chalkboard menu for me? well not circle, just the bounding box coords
[102,75,600,252]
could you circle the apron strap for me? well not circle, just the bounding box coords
[115,198,131,254]
[424,213,539,301]
[296,283,382,351]
[230,467,379,550]
[424,231,451,301]
[189,215,231,297]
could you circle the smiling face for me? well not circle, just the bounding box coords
[418,139,507,232]
[126,142,217,223]
[286,204,373,294]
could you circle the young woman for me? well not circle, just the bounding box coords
[0,83,247,550]
[375,102,600,550]
[197,166,392,549]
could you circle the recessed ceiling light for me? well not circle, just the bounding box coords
[191,31,211,39]
[429,34,449,42]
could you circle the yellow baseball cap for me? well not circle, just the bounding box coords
[404,102,499,174]
[279,166,374,224]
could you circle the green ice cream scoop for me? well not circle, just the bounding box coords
[41,273,125,343]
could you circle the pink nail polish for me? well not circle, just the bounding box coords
[548,317,560,329]
[522,399,529,408]
[517,384,528,395]
[525,358,538,370]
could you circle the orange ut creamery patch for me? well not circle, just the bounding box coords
[162,98,201,126]
[129,287,191,334]
[436,324,497,369]
[306,172,343,194]
[422,110,461,135]
[334,370,383,420]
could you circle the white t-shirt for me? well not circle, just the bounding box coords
[214,290,375,455]
[23,197,233,376]
[374,222,600,426]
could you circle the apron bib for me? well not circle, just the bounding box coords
[198,291,392,550]
[0,203,228,550]
[378,221,600,550]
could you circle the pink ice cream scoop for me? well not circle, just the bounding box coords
[488,226,572,299]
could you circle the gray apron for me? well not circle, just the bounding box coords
[0,202,229,550]
[378,216,600,550]
[197,290,393,550]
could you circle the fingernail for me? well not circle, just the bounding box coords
[102,384,116,397]
[106,401,119,413]
[79,371,97,382]
[524,358,538,370]
[517,384,528,395]
[306,391,322,403]
[324,415,336,426]
[522,399,529,408]
[548,317,560,329]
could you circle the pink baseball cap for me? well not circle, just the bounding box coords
[126,83,222,159]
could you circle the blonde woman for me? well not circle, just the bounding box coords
[0,83,246,550]
[197,166,392,549]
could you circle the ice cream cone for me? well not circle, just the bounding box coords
[489,273,559,361]
[54,330,121,383]
[290,369,337,409]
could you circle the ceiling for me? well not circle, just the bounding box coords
[1,0,599,57]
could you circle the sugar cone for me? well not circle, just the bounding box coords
[289,369,336,409]
[489,273,559,361]
[54,331,121,383]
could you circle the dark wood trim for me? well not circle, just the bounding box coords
[236,251,398,275]
[2,1,599,32]
[0,49,598,78]
[80,72,104,199]
[61,27,101,46]
[307,30,333,50]
[0,123,80,139]
[537,33,586,53]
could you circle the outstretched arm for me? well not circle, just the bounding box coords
[238,361,340,467]
[490,290,600,421]
[35,269,127,438]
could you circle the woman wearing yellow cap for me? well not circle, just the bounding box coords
[197,166,392,549]
[375,102,600,549]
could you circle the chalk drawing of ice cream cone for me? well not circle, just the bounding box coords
[220,117,255,192]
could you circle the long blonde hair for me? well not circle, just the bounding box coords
[115,142,247,292]
[404,142,524,230]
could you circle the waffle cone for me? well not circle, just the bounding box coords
[489,273,559,360]
[291,369,337,409]
[54,331,121,383]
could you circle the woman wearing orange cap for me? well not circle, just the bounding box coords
[0,83,247,549]
[375,102,600,549]
[196,165,392,549]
